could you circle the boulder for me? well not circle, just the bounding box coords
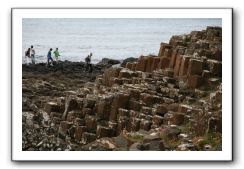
[97,58,120,66]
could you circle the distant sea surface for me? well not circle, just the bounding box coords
[22,18,221,64]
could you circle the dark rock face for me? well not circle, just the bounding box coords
[121,57,138,67]
[96,58,120,66]
[22,26,222,151]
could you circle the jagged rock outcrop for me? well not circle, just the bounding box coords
[23,26,222,151]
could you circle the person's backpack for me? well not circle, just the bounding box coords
[85,56,90,63]
[25,50,30,57]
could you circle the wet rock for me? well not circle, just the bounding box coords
[97,58,120,66]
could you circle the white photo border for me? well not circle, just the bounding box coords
[12,8,233,161]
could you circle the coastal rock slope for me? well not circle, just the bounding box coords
[22,26,222,151]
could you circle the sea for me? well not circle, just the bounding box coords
[22,18,221,64]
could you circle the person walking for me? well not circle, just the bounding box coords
[46,48,54,67]
[30,45,35,64]
[85,52,93,72]
[53,48,60,62]
[25,48,31,65]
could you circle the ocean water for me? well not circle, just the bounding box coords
[22,18,221,64]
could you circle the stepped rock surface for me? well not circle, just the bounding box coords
[23,26,222,151]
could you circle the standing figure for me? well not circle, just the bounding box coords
[53,48,60,62]
[46,48,54,67]
[85,52,93,72]
[30,45,35,64]
[25,48,31,65]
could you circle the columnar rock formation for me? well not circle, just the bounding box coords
[23,26,222,151]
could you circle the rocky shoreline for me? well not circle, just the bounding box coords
[22,26,222,151]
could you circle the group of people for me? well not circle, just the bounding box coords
[25,46,60,66]
[25,45,93,72]
[46,48,60,66]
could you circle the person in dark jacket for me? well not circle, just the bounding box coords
[46,48,54,67]
[85,52,93,72]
